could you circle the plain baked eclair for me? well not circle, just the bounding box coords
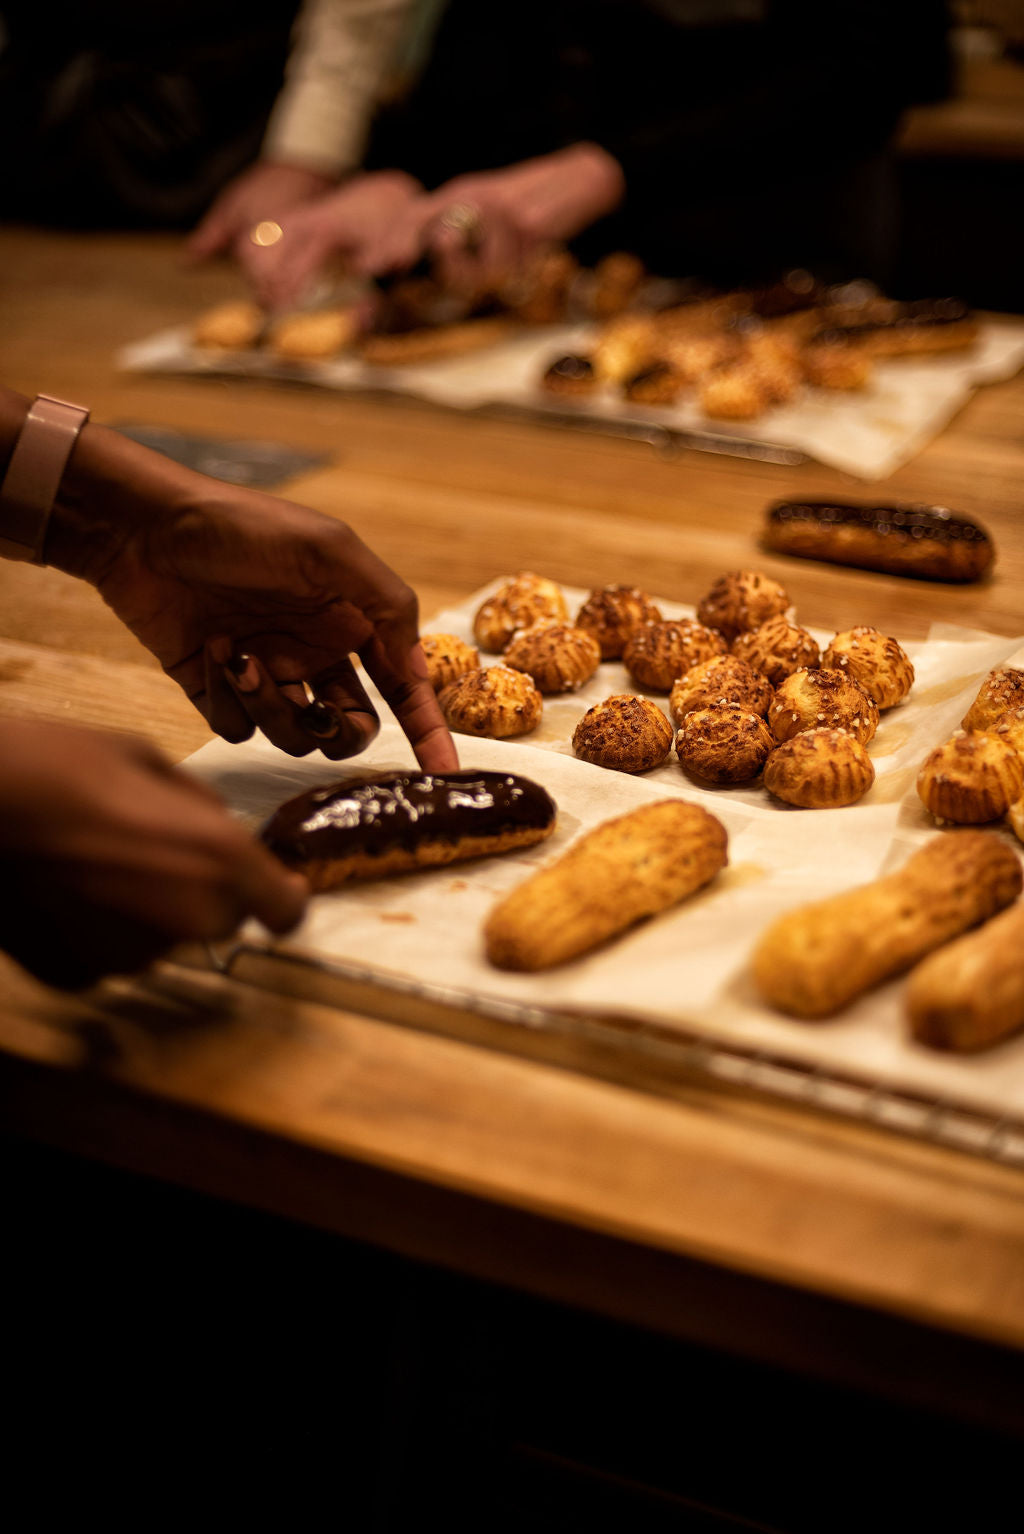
[484,799,727,970]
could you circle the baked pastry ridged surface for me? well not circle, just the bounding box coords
[754,831,1023,1018]
[485,800,728,971]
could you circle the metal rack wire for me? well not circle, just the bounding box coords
[211,940,1024,1170]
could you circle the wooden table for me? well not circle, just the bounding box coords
[4,228,1024,1482]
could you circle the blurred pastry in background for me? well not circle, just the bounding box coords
[194,299,265,350]
[268,306,359,360]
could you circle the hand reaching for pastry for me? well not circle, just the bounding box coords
[359,143,626,293]
[187,160,339,279]
[235,170,424,314]
[0,385,457,988]
[0,720,309,989]
[39,413,457,771]
[0,384,457,772]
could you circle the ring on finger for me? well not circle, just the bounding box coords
[297,681,341,739]
[250,219,285,247]
[438,202,484,251]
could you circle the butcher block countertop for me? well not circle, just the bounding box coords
[3,227,1024,1436]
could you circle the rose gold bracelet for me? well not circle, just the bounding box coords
[0,394,90,563]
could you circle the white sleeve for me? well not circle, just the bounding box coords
[261,0,417,177]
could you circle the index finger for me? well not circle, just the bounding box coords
[361,638,460,773]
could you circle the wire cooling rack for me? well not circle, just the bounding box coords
[206,940,1024,1170]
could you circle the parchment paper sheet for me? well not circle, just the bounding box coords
[183,585,1024,1119]
[118,319,1024,481]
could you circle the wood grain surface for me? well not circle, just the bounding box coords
[3,227,1024,1388]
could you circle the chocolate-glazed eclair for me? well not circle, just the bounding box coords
[762,500,995,582]
[261,770,557,891]
[541,353,597,395]
[806,297,977,356]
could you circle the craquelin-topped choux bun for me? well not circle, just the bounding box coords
[696,569,790,643]
[623,362,686,406]
[822,626,914,709]
[623,618,727,691]
[503,621,601,694]
[421,633,480,692]
[764,728,875,808]
[732,616,821,686]
[1006,795,1024,844]
[675,704,775,784]
[473,572,568,653]
[768,667,879,746]
[669,654,773,725]
[962,667,1024,733]
[990,706,1024,758]
[575,584,662,660]
[572,695,674,773]
[917,730,1024,824]
[439,665,543,738]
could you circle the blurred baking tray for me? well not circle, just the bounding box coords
[118,317,1024,480]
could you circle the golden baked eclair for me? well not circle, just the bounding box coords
[753,831,1022,1018]
[267,306,358,360]
[193,299,265,350]
[484,800,727,971]
[261,769,556,892]
[359,315,514,366]
[906,899,1024,1053]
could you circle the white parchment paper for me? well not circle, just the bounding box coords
[183,585,1024,1119]
[118,319,1024,481]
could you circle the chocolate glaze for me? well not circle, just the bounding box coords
[262,770,556,867]
[750,269,825,319]
[767,501,991,547]
[810,297,973,346]
[544,354,595,382]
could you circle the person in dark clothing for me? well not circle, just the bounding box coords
[0,2,302,229]
[246,0,953,310]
